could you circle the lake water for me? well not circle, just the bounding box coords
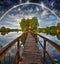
[0,32,60,64]
[38,33,60,64]
[0,31,22,46]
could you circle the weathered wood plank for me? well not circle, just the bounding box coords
[22,32,44,64]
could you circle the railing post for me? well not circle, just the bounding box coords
[17,40,20,64]
[17,40,23,64]
[43,40,46,63]
[8,53,11,64]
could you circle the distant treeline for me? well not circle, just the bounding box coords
[36,25,60,36]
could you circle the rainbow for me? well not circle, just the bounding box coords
[0,2,60,21]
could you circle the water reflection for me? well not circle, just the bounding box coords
[57,35,60,40]
[0,31,60,40]
[0,31,19,36]
[0,32,9,36]
[38,33,60,64]
[0,31,22,47]
[0,31,60,64]
[46,33,60,40]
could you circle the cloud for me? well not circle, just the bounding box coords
[29,8,33,12]
[35,7,40,11]
[0,8,36,28]
[41,10,49,18]
[17,7,21,11]
[0,4,59,29]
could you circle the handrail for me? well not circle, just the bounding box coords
[37,34,60,51]
[39,41,55,64]
[0,32,60,64]
[0,33,24,60]
[36,33,60,64]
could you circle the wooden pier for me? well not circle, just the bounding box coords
[0,32,60,64]
[22,32,44,64]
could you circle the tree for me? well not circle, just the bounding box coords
[19,17,39,32]
[0,26,6,31]
[29,17,38,31]
[20,18,29,32]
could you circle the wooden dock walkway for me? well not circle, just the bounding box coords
[22,32,44,64]
[0,32,59,64]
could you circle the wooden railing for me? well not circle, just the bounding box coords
[0,32,28,64]
[0,32,60,64]
[37,33,60,64]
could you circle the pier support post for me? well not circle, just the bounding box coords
[43,40,46,63]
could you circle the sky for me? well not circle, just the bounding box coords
[0,0,60,29]
[0,1,60,58]
[0,3,60,29]
[0,0,59,17]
